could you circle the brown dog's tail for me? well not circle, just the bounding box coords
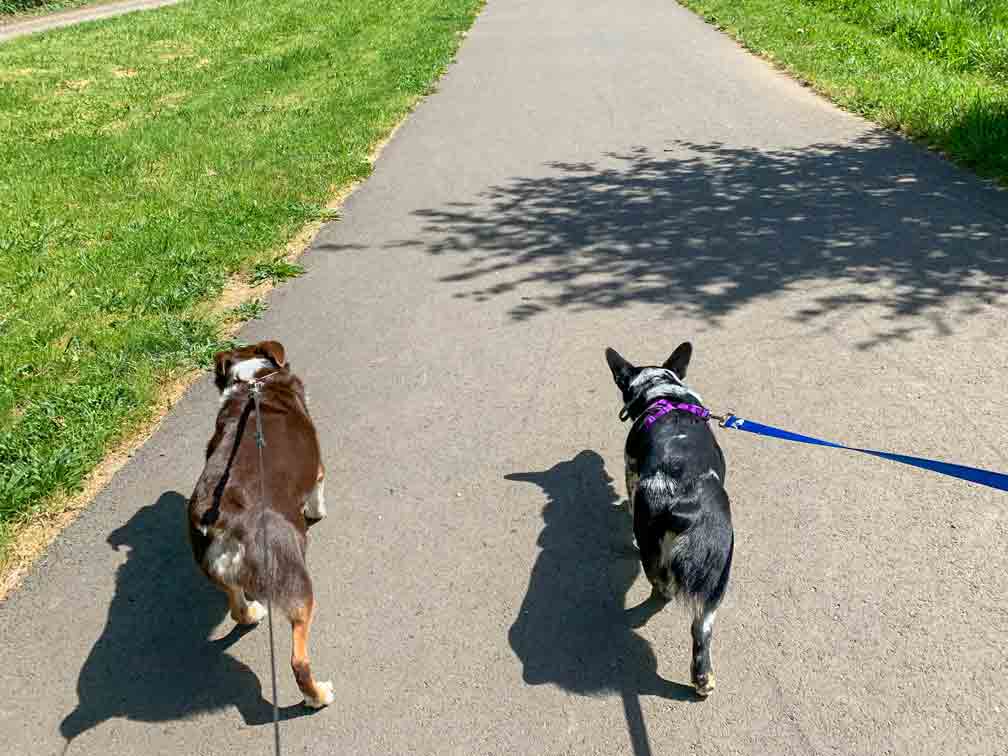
[243,509,309,610]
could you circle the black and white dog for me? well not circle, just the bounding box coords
[605,342,733,697]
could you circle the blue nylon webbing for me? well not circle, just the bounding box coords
[720,415,1008,492]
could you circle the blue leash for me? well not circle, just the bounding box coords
[716,414,1008,493]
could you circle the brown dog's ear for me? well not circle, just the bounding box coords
[213,350,233,392]
[256,340,287,368]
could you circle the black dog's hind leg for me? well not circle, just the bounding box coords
[691,525,733,697]
[691,603,717,697]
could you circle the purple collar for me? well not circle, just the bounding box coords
[639,398,710,429]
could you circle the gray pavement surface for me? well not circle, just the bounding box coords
[2,0,1007,754]
[0,0,182,42]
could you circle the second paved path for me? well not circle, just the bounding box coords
[0,0,183,43]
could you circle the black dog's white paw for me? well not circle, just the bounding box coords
[694,674,715,697]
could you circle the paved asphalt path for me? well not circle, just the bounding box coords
[2,1,1007,754]
[0,0,182,43]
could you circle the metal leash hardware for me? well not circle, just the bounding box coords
[708,409,734,428]
[251,379,281,756]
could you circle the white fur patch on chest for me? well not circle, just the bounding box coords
[205,532,245,585]
[640,470,677,499]
[220,358,272,404]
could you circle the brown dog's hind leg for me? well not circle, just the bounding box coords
[225,583,266,626]
[290,596,333,708]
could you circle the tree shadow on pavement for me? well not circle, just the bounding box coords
[507,450,697,756]
[60,491,312,753]
[397,133,1008,348]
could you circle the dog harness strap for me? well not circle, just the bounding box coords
[203,399,256,529]
[642,399,710,428]
[721,415,1008,493]
[633,398,711,431]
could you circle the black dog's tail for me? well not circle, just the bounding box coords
[705,526,733,610]
[638,477,734,611]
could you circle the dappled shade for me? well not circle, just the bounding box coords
[403,134,1008,348]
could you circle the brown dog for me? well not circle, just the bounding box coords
[188,340,333,708]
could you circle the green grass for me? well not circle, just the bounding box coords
[1,0,97,18]
[228,298,269,323]
[0,0,482,555]
[250,258,305,286]
[677,0,1008,182]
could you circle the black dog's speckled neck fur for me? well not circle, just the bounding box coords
[620,367,700,423]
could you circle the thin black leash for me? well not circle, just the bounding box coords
[250,380,281,756]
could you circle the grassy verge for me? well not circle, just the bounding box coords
[0,0,482,559]
[676,0,1008,182]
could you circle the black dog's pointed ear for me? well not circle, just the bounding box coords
[605,347,635,387]
[662,342,692,379]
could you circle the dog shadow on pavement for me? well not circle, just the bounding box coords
[507,450,697,756]
[60,491,313,752]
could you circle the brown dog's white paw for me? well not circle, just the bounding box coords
[304,680,335,709]
[233,600,267,626]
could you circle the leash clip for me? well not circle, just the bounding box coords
[709,410,734,428]
[250,380,267,449]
